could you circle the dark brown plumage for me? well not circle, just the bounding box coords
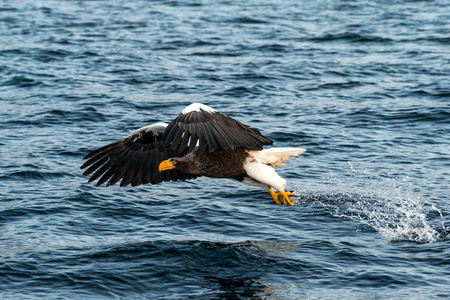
[168,148,250,178]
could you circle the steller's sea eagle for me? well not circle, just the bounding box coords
[80,103,306,205]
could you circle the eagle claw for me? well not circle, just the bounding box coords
[270,188,296,206]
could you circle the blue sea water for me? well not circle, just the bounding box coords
[1,0,449,298]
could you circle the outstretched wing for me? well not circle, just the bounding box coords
[163,103,273,154]
[80,122,198,187]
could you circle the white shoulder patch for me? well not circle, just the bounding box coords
[130,122,168,136]
[247,148,306,167]
[182,103,217,114]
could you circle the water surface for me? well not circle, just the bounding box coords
[1,0,449,298]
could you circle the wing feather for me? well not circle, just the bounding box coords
[170,127,185,150]
[83,141,122,160]
[83,156,109,176]
[104,150,136,186]
[81,123,198,187]
[178,131,191,153]
[187,134,199,153]
[81,144,123,170]
[120,148,144,187]
[162,108,272,154]
[140,150,152,185]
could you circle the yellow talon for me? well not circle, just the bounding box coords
[269,188,296,206]
[280,190,296,206]
[270,187,282,205]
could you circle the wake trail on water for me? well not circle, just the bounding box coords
[295,162,448,244]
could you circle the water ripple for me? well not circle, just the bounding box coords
[1,0,449,298]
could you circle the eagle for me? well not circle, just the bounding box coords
[80,103,306,205]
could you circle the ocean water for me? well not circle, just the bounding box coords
[1,0,449,298]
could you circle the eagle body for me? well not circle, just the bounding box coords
[172,148,248,178]
[81,103,306,205]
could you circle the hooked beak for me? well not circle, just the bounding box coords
[159,160,175,172]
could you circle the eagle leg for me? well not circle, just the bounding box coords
[270,188,296,206]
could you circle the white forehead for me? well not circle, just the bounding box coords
[182,103,217,114]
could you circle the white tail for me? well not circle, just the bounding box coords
[247,147,306,167]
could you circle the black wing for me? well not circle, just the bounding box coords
[80,124,198,187]
[162,109,273,154]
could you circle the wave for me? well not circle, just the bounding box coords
[1,170,68,181]
[1,75,47,88]
[210,85,265,97]
[0,239,301,298]
[309,32,393,43]
[226,17,268,24]
[5,107,109,127]
[343,106,450,125]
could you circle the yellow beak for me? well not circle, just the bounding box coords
[159,160,175,172]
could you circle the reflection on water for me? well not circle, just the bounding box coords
[194,241,304,297]
[252,240,307,255]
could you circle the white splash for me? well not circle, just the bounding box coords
[296,162,448,244]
